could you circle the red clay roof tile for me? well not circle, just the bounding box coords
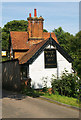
[18,40,48,64]
[10,31,29,50]
[43,32,58,44]
[10,31,58,50]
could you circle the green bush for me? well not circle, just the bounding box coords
[21,82,44,98]
[51,70,80,98]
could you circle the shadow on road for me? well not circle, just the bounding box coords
[2,89,27,100]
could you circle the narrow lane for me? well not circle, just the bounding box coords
[2,90,79,118]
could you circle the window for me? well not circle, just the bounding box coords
[21,67,27,78]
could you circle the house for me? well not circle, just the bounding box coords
[9,9,73,89]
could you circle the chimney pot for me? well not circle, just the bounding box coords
[34,9,37,17]
[29,13,31,17]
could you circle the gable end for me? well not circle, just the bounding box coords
[25,37,73,64]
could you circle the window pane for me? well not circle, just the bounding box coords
[21,67,27,78]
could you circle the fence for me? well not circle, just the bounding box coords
[2,59,21,91]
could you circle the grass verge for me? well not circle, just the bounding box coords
[43,93,79,108]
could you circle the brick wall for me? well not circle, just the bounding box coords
[33,19,39,37]
[27,9,44,39]
[39,20,43,38]
[2,59,21,91]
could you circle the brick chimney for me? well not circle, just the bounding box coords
[38,16,44,38]
[27,13,33,38]
[33,9,39,38]
[27,9,44,39]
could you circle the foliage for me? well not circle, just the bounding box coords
[0,27,1,40]
[2,20,28,50]
[53,27,81,78]
[21,86,44,98]
[53,27,74,56]
[73,31,81,78]
[21,79,44,97]
[2,20,28,33]
[43,29,48,32]
[0,27,1,60]
[2,32,9,50]
[2,57,10,61]
[51,70,80,98]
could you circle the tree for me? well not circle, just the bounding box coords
[2,20,28,50]
[43,29,48,32]
[53,27,81,78]
[0,27,1,60]
[73,31,81,78]
[2,32,9,50]
[2,20,28,33]
[53,27,74,54]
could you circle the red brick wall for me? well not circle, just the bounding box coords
[33,20,39,37]
[28,20,32,38]
[28,18,44,38]
[39,20,43,38]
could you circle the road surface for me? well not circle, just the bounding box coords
[2,90,79,118]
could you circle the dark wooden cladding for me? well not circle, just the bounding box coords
[44,49,57,68]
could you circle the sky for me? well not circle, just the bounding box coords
[2,2,79,35]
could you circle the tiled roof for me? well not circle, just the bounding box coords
[18,40,48,64]
[10,31,58,50]
[10,31,29,50]
[43,32,58,43]
[18,37,73,64]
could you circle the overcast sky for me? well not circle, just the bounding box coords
[2,2,79,35]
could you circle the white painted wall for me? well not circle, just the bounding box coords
[57,51,72,77]
[29,45,72,89]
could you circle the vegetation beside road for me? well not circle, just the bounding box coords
[42,93,79,108]
[51,70,80,98]
[21,70,80,108]
[21,87,79,108]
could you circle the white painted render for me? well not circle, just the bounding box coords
[29,45,72,89]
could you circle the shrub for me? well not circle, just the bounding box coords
[51,70,80,98]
